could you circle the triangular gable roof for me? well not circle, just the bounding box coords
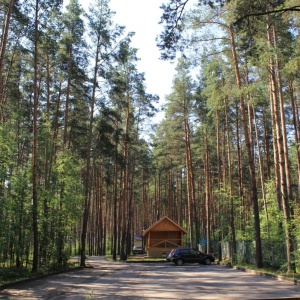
[142,216,187,236]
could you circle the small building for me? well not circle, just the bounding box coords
[142,216,187,257]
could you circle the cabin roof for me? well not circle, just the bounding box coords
[142,216,187,236]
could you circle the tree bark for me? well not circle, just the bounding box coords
[204,129,211,253]
[224,96,236,260]
[184,116,195,247]
[32,0,39,273]
[113,131,119,260]
[229,25,262,268]
[289,80,300,190]
[267,23,293,274]
[80,36,100,267]
[0,0,14,121]
[253,107,267,217]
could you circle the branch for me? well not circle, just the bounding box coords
[234,5,300,25]
[200,48,231,60]
[157,0,190,59]
[192,37,231,43]
[194,19,230,30]
[174,0,190,28]
[160,0,190,42]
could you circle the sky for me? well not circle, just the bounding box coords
[109,0,176,103]
[78,0,180,122]
[109,0,177,117]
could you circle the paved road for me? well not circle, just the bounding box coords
[1,257,300,299]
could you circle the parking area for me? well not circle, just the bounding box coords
[1,257,300,299]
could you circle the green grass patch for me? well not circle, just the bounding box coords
[0,261,80,286]
[219,261,300,280]
[0,266,32,285]
[105,255,167,262]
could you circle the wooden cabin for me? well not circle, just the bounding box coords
[142,216,187,257]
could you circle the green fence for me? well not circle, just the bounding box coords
[217,240,288,267]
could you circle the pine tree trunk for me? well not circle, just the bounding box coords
[253,107,267,215]
[120,91,131,261]
[229,25,262,268]
[216,110,222,190]
[235,103,244,203]
[80,37,99,267]
[63,47,72,147]
[0,0,14,121]
[32,0,39,273]
[224,96,236,260]
[262,113,271,180]
[113,132,118,260]
[216,110,223,260]
[289,80,300,190]
[184,117,194,247]
[273,27,292,203]
[268,72,281,208]
[204,130,211,253]
[268,23,293,274]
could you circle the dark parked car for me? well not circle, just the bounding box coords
[132,245,143,254]
[166,248,215,266]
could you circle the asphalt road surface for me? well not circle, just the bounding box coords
[1,256,300,299]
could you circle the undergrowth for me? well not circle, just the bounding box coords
[220,260,300,280]
[0,261,80,285]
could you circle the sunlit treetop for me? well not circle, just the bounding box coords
[157,0,300,60]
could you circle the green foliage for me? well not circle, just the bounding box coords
[56,151,81,186]
[292,208,300,271]
[257,180,287,268]
[0,267,31,284]
[54,151,83,220]
[0,260,80,285]
[259,180,285,241]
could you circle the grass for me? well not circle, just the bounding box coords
[105,255,167,262]
[0,256,164,286]
[0,261,80,286]
[219,260,300,281]
[128,256,167,262]
[0,266,32,285]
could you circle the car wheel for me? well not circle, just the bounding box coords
[204,258,211,265]
[176,259,184,266]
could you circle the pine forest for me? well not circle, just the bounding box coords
[0,0,300,276]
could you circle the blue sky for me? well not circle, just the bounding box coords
[78,0,179,122]
[68,0,197,124]
[109,0,177,121]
